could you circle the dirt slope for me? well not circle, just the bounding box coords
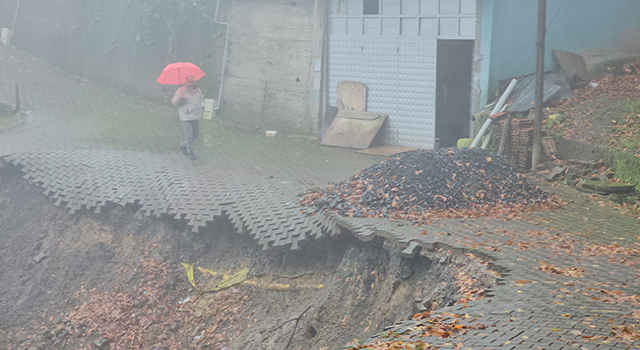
[0,163,496,349]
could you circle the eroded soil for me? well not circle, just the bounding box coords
[0,164,497,350]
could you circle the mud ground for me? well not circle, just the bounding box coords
[550,93,620,162]
[0,163,497,350]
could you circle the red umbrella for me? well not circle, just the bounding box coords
[157,62,206,85]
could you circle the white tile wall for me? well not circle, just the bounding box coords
[329,0,475,148]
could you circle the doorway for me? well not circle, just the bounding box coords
[436,40,474,148]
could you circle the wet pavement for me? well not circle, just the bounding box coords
[1,44,639,349]
[0,44,382,249]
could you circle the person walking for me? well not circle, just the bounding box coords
[172,75,204,160]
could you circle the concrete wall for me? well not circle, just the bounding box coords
[478,0,640,107]
[0,0,324,134]
[0,0,227,104]
[223,0,323,133]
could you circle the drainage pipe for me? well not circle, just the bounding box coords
[470,78,517,148]
[213,0,229,110]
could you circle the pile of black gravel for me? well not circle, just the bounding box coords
[302,148,556,218]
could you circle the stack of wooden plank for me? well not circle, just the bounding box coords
[493,118,534,170]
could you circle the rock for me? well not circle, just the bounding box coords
[94,338,110,349]
[609,193,633,204]
[150,250,164,262]
[31,336,47,346]
[582,180,636,195]
[54,324,65,335]
[567,159,598,169]
[565,172,578,180]
[398,259,414,280]
[545,166,566,181]
[412,300,428,315]
[53,337,64,347]
[32,241,42,252]
[598,173,610,183]
[40,329,52,340]
[191,324,203,337]
[57,329,69,339]
[401,241,420,258]
[169,320,182,332]
[163,274,178,293]
[33,252,46,263]
[193,302,207,318]
[182,335,190,349]
[565,180,577,187]
[15,334,27,343]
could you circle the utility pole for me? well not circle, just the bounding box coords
[532,0,546,173]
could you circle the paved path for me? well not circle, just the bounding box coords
[0,44,381,250]
[1,44,639,349]
[345,188,640,349]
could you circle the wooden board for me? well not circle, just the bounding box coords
[541,136,558,156]
[336,81,367,111]
[355,145,417,156]
[321,110,387,149]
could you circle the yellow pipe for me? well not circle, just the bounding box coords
[10,0,21,38]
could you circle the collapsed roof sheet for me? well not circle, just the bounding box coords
[503,73,573,112]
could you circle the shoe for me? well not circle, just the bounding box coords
[179,143,188,155]
[187,152,196,160]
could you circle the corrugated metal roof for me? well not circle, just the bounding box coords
[504,73,573,112]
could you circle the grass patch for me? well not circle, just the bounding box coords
[607,101,640,191]
[611,99,640,154]
[613,152,640,192]
[0,110,27,131]
[622,99,640,114]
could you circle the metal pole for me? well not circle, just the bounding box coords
[320,0,330,130]
[532,0,546,173]
[213,0,230,111]
[10,0,21,38]
[469,78,517,148]
[15,83,19,111]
